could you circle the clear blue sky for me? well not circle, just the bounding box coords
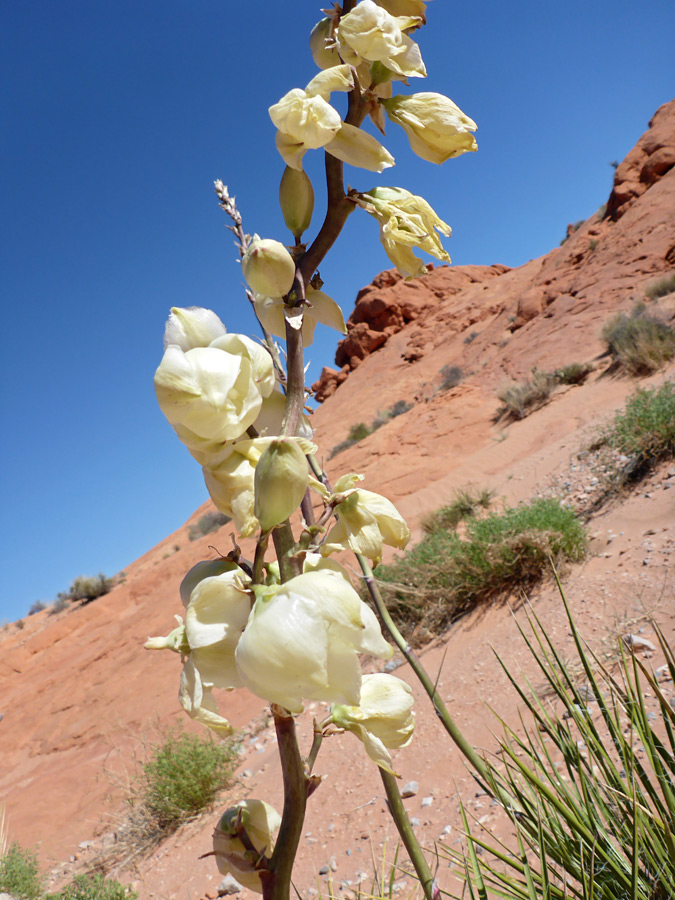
[1,1,673,622]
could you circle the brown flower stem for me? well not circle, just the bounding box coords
[305,719,324,774]
[380,769,436,900]
[281,314,306,438]
[252,532,270,585]
[272,522,301,582]
[265,705,310,900]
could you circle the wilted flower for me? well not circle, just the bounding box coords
[235,571,393,712]
[331,673,415,775]
[321,473,410,565]
[354,186,451,278]
[374,0,428,23]
[146,567,252,735]
[154,330,275,447]
[241,237,296,298]
[213,799,281,893]
[163,306,227,351]
[309,17,340,69]
[381,93,477,163]
[253,286,346,348]
[337,0,426,78]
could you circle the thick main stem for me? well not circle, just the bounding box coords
[380,770,436,900]
[265,706,309,900]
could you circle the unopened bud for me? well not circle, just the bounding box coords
[309,18,340,69]
[242,237,296,298]
[279,167,315,238]
[254,438,309,532]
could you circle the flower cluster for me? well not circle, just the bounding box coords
[148,2,477,891]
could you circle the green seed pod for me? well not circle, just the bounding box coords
[254,438,309,532]
[279,166,315,239]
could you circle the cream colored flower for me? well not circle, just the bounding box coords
[331,673,415,775]
[213,799,281,893]
[326,123,395,172]
[146,567,252,735]
[374,0,428,24]
[253,286,346,348]
[381,93,477,163]
[354,186,451,278]
[235,571,393,712]
[337,0,426,78]
[309,17,340,69]
[321,473,410,565]
[254,437,310,532]
[154,332,274,446]
[163,306,227,351]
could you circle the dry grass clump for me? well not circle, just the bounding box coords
[188,510,231,541]
[375,498,587,638]
[601,303,675,375]
[421,487,493,534]
[644,271,675,299]
[496,369,558,420]
[330,400,413,457]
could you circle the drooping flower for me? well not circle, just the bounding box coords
[373,0,429,24]
[269,65,394,171]
[154,329,275,447]
[252,286,346,348]
[235,571,393,712]
[146,567,252,735]
[241,237,296,298]
[354,186,451,278]
[381,93,477,163]
[254,437,310,532]
[336,0,426,78]
[320,473,410,565]
[331,673,415,775]
[213,799,281,893]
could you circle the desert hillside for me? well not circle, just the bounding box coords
[1,99,674,900]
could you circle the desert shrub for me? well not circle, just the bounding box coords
[16,619,25,630]
[554,361,593,384]
[138,726,239,833]
[387,399,413,418]
[496,369,557,420]
[376,498,586,636]
[0,842,43,900]
[559,218,584,245]
[27,600,46,615]
[602,381,675,477]
[66,573,114,603]
[422,487,493,534]
[187,510,231,541]
[46,873,137,900]
[445,593,675,900]
[438,364,463,392]
[49,596,70,615]
[601,303,675,375]
[464,331,479,344]
[644,271,675,299]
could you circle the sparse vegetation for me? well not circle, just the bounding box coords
[330,401,413,457]
[137,726,239,834]
[49,596,70,616]
[554,361,593,384]
[437,364,463,392]
[496,369,558,420]
[644,271,675,299]
[28,601,47,615]
[601,381,675,481]
[421,487,493,534]
[559,219,584,245]
[58,574,114,605]
[588,238,599,251]
[46,873,137,900]
[0,842,43,900]
[446,593,675,900]
[463,331,479,344]
[375,498,587,637]
[601,303,675,375]
[187,510,231,541]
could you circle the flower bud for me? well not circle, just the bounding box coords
[163,307,227,351]
[309,17,340,69]
[241,237,296,298]
[254,437,309,532]
[279,166,315,238]
[213,799,281,893]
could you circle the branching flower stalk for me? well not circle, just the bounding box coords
[147,5,479,900]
